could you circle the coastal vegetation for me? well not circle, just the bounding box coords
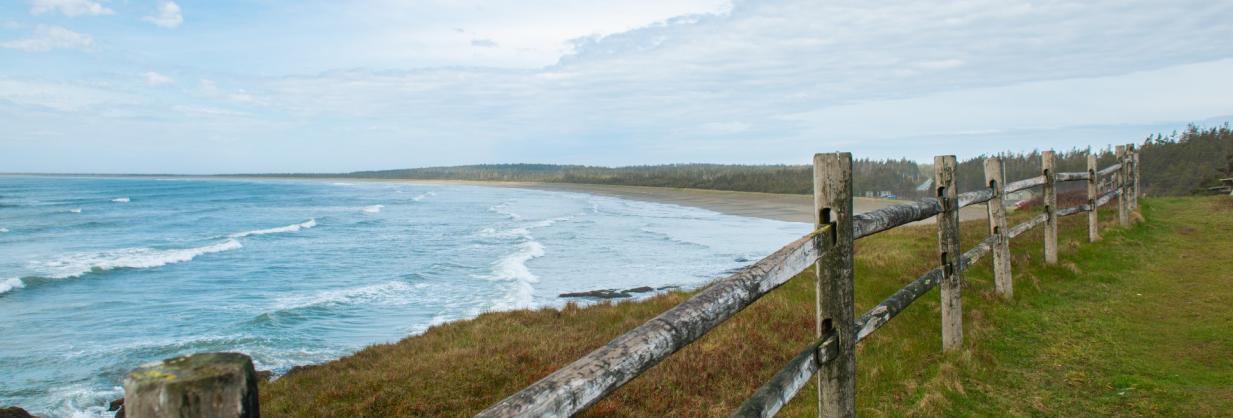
[259,197,1233,416]
[258,125,1233,198]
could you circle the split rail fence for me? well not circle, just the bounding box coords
[120,146,1143,418]
[474,144,1142,418]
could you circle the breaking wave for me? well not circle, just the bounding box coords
[112,197,130,203]
[361,205,384,214]
[25,240,243,281]
[0,277,24,295]
[264,281,419,317]
[487,230,546,310]
[230,219,317,238]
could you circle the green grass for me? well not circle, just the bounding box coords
[260,197,1233,417]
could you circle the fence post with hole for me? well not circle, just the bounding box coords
[935,155,963,351]
[1117,145,1129,227]
[813,152,856,418]
[1132,145,1141,209]
[1087,154,1100,242]
[1134,146,1144,207]
[984,158,1013,298]
[1042,151,1058,265]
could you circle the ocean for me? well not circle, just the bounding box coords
[0,176,808,417]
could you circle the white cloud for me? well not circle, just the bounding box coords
[0,78,135,111]
[172,105,248,117]
[30,0,114,17]
[470,39,498,48]
[143,71,173,85]
[1,25,93,52]
[915,59,964,71]
[143,1,183,29]
[4,0,1233,171]
[336,0,734,69]
[193,80,266,105]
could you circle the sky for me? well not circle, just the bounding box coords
[1,0,1232,174]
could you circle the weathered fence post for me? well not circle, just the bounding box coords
[124,352,259,418]
[1042,151,1058,265]
[983,158,1012,299]
[813,152,855,418]
[1116,145,1129,227]
[935,155,963,351]
[1131,145,1140,209]
[1087,154,1100,242]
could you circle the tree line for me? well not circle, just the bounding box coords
[262,124,1232,198]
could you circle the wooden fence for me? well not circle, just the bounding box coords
[121,146,1142,418]
[473,144,1141,418]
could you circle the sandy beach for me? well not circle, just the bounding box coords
[365,178,988,225]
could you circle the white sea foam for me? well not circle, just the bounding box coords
[361,204,384,213]
[412,191,436,201]
[330,182,354,186]
[230,219,316,238]
[488,203,520,220]
[0,277,24,294]
[69,208,82,213]
[488,239,545,310]
[112,197,130,203]
[479,227,530,239]
[0,227,8,233]
[45,383,123,418]
[529,216,571,229]
[30,240,243,280]
[273,281,417,311]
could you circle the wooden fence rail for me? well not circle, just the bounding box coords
[122,146,1144,418]
[468,144,1134,418]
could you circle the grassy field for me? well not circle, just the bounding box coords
[260,196,1233,417]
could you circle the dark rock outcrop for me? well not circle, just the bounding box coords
[256,370,274,383]
[0,406,37,418]
[109,398,125,418]
[559,289,630,299]
[560,285,681,299]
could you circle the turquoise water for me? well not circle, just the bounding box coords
[0,176,807,417]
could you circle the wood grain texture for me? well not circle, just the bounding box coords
[1087,155,1100,242]
[935,155,963,352]
[1009,213,1048,239]
[1096,189,1119,208]
[1004,175,1045,194]
[731,332,836,418]
[475,230,824,418]
[814,152,856,418]
[1042,151,1059,265]
[1097,163,1122,177]
[1117,145,1129,227]
[985,158,1013,299]
[1055,171,1091,182]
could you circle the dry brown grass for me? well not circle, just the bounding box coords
[261,197,1233,417]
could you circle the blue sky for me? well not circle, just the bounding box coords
[2,0,1232,174]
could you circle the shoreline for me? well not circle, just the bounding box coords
[237,176,990,224]
[1,173,987,223]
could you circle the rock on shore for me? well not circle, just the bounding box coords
[0,406,37,418]
[559,285,680,299]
